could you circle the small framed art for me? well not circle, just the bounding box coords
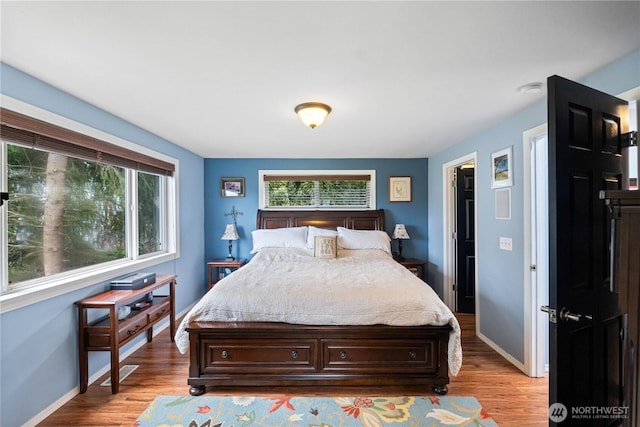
[389,176,412,202]
[495,188,511,220]
[220,177,245,197]
[491,147,513,188]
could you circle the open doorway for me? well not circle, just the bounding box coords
[522,91,638,379]
[442,153,479,321]
[455,163,476,313]
[523,123,549,378]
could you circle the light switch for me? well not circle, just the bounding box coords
[499,237,513,251]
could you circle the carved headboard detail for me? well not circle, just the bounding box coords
[256,209,385,231]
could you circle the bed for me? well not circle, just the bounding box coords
[176,209,461,396]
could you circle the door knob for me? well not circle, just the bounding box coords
[559,307,592,323]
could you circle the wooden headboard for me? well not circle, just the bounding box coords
[257,209,385,231]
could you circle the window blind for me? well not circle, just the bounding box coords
[1,108,175,176]
[263,173,372,208]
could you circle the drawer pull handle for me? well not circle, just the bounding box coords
[154,310,166,318]
[409,351,417,359]
[291,350,298,359]
[339,351,347,359]
[127,325,141,336]
[221,350,229,359]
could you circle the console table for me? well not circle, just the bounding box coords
[75,274,177,393]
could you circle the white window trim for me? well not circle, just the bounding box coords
[258,169,376,210]
[0,95,180,314]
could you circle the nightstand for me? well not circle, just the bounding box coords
[398,258,426,280]
[207,258,247,289]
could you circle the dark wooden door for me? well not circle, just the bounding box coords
[455,166,475,314]
[547,75,628,426]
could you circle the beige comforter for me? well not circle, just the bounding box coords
[175,247,462,375]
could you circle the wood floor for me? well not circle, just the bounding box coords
[38,313,548,426]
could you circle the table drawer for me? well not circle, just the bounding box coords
[200,339,317,374]
[146,300,170,324]
[118,315,148,342]
[322,339,438,373]
[85,326,111,348]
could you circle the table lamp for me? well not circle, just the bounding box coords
[392,224,410,261]
[221,224,239,260]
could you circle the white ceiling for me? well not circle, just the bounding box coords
[2,1,639,159]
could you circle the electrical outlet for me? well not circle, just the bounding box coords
[499,237,513,251]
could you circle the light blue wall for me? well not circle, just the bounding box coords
[0,63,206,427]
[427,50,640,364]
[204,159,429,265]
[2,48,638,425]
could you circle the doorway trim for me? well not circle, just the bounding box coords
[442,152,478,327]
[523,123,548,378]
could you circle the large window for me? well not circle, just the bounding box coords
[1,105,177,300]
[138,171,164,255]
[260,170,376,209]
[7,145,127,284]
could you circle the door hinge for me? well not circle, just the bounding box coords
[622,130,637,147]
[452,283,457,291]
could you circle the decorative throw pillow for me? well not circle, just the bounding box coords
[314,235,338,258]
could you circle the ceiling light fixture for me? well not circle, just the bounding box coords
[295,102,331,129]
[518,82,543,95]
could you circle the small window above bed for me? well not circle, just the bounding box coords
[259,170,376,210]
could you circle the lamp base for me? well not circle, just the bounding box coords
[226,241,235,261]
[395,240,405,261]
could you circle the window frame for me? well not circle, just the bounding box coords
[0,95,179,313]
[259,169,376,210]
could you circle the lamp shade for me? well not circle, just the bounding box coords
[392,224,410,239]
[295,102,331,129]
[221,224,239,241]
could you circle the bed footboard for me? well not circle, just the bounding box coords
[186,321,452,396]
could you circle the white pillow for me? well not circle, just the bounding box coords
[337,227,391,253]
[306,226,339,248]
[250,226,308,254]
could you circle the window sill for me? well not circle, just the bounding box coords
[0,252,178,314]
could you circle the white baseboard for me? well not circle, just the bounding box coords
[23,303,196,427]
[476,330,527,374]
[21,387,80,427]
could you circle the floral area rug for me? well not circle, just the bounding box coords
[133,395,498,427]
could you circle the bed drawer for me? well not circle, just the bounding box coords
[199,339,318,374]
[321,339,439,373]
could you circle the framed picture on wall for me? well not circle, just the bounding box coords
[491,147,513,188]
[495,188,511,220]
[388,176,412,202]
[220,178,245,197]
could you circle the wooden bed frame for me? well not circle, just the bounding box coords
[186,209,452,396]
